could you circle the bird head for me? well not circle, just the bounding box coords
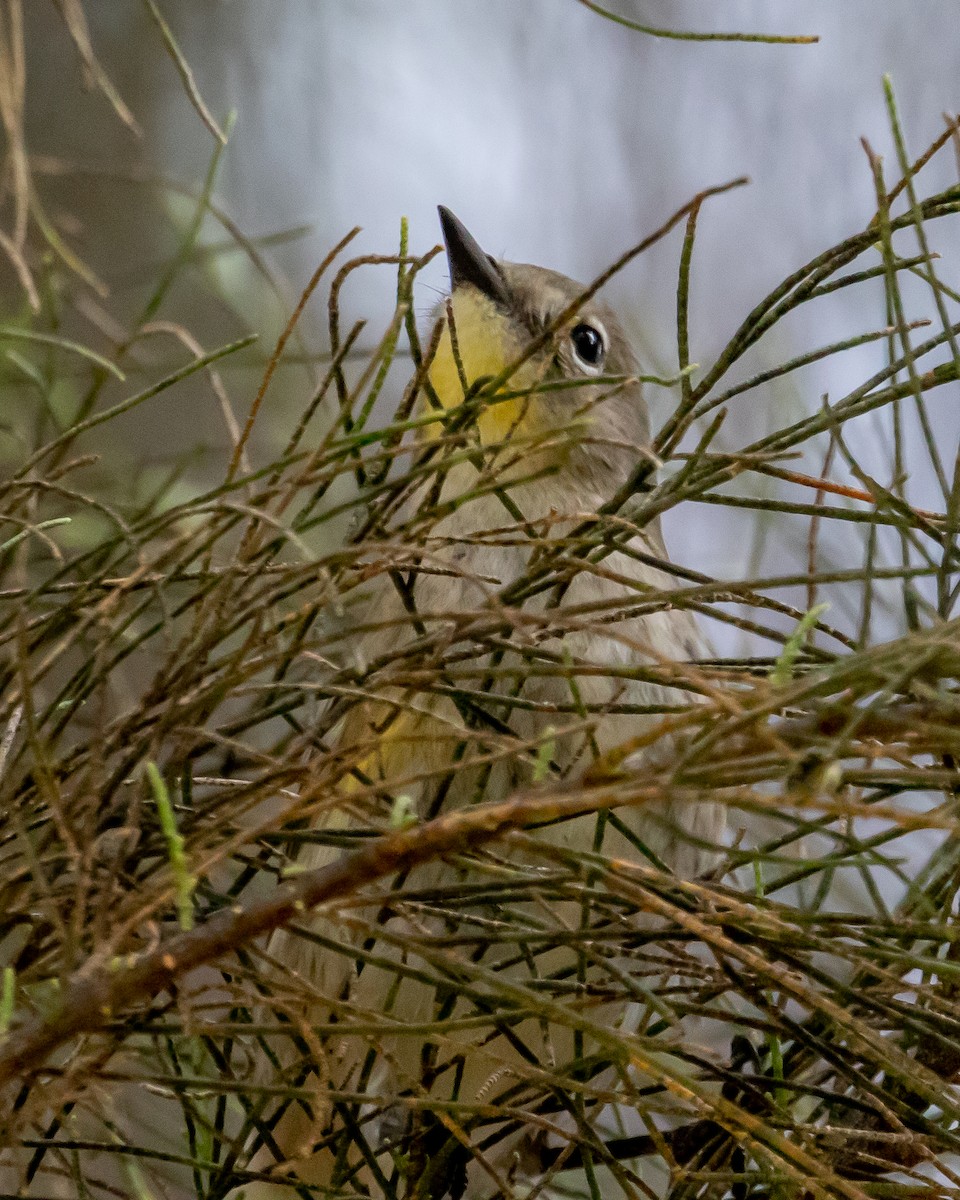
[428,206,652,499]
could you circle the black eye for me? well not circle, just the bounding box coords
[570,323,605,371]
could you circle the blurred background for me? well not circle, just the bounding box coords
[13,0,960,639]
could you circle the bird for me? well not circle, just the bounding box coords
[246,207,724,1200]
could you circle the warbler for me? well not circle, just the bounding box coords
[250,208,724,1199]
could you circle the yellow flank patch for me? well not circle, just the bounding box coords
[427,289,538,446]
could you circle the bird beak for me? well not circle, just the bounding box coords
[438,206,510,308]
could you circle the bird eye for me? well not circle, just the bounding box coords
[570,323,606,373]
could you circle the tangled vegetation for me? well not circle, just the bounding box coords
[2,7,960,1199]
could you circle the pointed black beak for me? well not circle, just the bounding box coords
[438,205,510,307]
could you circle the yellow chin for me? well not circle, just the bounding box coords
[426,288,539,446]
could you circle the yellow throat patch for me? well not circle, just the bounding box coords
[427,288,541,447]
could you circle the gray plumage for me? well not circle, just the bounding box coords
[247,209,724,1200]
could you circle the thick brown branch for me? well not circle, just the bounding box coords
[0,779,661,1092]
[4,692,959,1096]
